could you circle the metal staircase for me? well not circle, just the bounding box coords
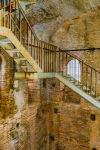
[0,0,100,108]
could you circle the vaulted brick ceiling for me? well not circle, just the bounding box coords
[26,0,100,25]
[24,0,100,43]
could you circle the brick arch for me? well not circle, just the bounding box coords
[0,54,6,76]
[0,49,16,118]
[0,56,1,70]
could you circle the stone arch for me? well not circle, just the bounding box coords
[0,54,6,75]
[67,59,81,81]
[0,57,2,70]
[0,54,6,89]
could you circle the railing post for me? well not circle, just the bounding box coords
[0,11,3,26]
[19,9,21,42]
[54,47,56,72]
[9,0,12,29]
[91,68,93,96]
[3,0,5,27]
[42,43,45,71]
[95,71,97,97]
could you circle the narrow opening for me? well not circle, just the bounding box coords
[16,123,20,128]
[54,108,58,113]
[67,59,80,81]
[0,57,2,71]
[43,79,46,88]
[0,57,2,89]
[92,148,96,150]
[90,114,96,121]
[50,135,55,141]
[52,83,56,87]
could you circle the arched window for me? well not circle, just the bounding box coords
[0,57,2,71]
[0,56,2,90]
[67,59,80,81]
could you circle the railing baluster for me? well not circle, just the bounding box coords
[3,0,5,27]
[74,58,76,81]
[61,52,63,75]
[42,43,45,71]
[95,71,97,97]
[81,61,83,90]
[49,46,51,72]
[39,42,41,66]
[33,37,35,60]
[54,48,56,72]
[66,53,68,77]
[59,50,60,73]
[46,44,48,72]
[51,47,53,72]
[31,31,32,56]
[19,9,21,42]
[40,42,42,69]
[86,66,88,91]
[44,44,46,72]
[90,68,92,96]
[9,0,11,29]
[46,44,47,72]
[48,45,50,72]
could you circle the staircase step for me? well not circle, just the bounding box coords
[14,58,26,61]
[0,38,11,45]
[83,86,90,92]
[13,53,24,59]
[21,65,32,67]
[76,85,83,88]
[70,80,76,83]
[75,82,82,86]
[96,96,100,101]
[14,58,26,65]
[21,65,34,72]
[6,49,19,52]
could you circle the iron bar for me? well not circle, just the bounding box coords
[56,48,100,52]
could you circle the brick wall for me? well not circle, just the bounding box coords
[0,48,49,150]
[42,78,100,150]
[0,48,17,118]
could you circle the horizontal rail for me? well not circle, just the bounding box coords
[57,48,100,52]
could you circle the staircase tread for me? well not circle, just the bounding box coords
[0,38,11,44]
[14,58,26,60]
[6,49,19,52]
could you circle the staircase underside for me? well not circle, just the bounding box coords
[15,72,100,109]
[0,26,42,72]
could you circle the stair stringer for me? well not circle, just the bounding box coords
[15,72,100,108]
[0,26,43,72]
[55,73,100,109]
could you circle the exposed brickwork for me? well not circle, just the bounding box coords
[0,48,17,118]
[40,78,100,150]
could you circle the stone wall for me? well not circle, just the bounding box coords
[43,78,100,150]
[0,48,49,150]
[0,48,16,118]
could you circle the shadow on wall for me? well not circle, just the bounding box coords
[0,50,17,118]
